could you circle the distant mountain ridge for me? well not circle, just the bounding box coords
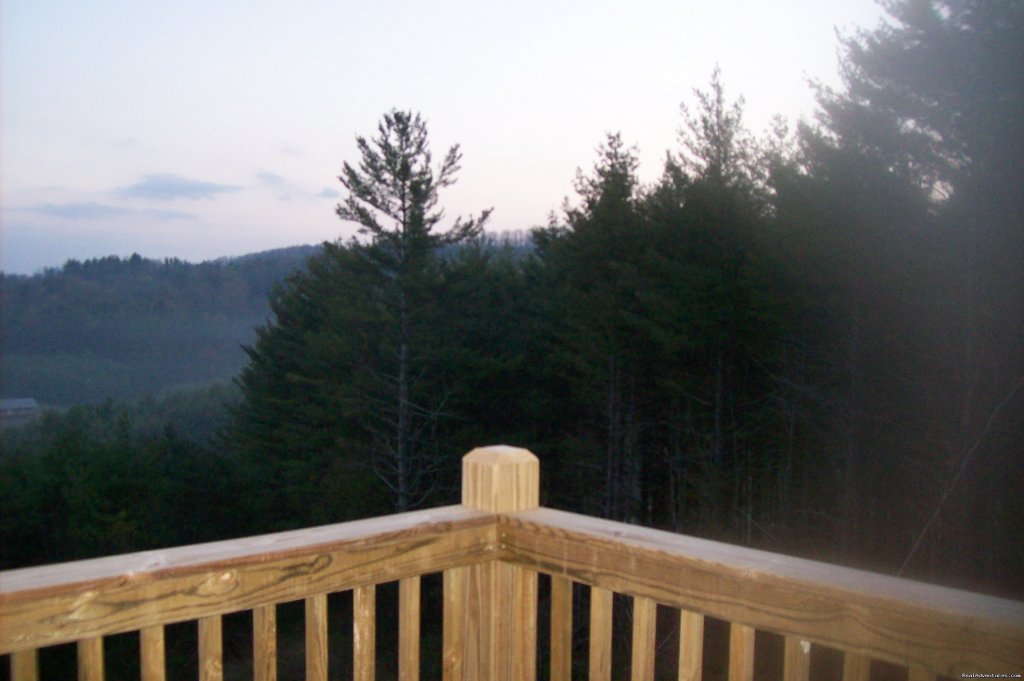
[0,245,320,406]
[0,234,534,407]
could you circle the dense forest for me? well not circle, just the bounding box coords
[1,0,1021,617]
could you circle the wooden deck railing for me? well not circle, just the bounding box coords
[2,445,1022,680]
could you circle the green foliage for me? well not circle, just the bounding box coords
[4,44,1021,604]
[0,384,246,569]
[780,0,1024,589]
[234,109,494,520]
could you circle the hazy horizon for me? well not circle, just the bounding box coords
[2,0,886,275]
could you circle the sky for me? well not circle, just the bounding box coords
[1,0,888,275]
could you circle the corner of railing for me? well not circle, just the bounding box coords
[446,446,539,681]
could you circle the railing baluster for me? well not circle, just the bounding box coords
[443,567,466,681]
[78,637,104,681]
[10,649,38,681]
[843,652,870,681]
[728,623,754,681]
[589,586,613,681]
[678,610,703,681]
[199,615,223,681]
[783,637,810,681]
[908,665,936,681]
[140,625,166,681]
[631,596,656,681]
[254,604,277,681]
[305,594,328,681]
[355,584,376,681]
[511,565,538,681]
[400,576,421,681]
[550,576,573,681]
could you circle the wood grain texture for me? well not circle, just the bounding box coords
[631,596,656,681]
[510,565,537,681]
[253,605,276,681]
[460,559,535,681]
[550,575,573,681]
[842,651,870,681]
[782,636,810,681]
[728,623,754,681]
[443,567,466,681]
[399,576,420,681]
[461,446,539,513]
[354,584,375,681]
[199,615,223,681]
[498,507,1024,675]
[10,649,37,681]
[589,587,612,681]
[77,637,103,681]
[0,506,493,654]
[908,666,936,681]
[678,610,703,681]
[305,594,327,681]
[457,446,539,681]
[140,625,165,681]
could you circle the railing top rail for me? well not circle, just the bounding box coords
[499,507,1024,675]
[1,506,489,595]
[0,505,494,654]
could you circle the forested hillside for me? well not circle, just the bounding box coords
[0,246,317,405]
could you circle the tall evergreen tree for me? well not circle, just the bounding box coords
[336,109,491,512]
[644,72,790,540]
[233,110,490,520]
[811,0,1023,590]
[533,134,652,521]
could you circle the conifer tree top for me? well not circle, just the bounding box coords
[336,109,491,255]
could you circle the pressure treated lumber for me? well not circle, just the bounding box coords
[842,651,870,681]
[198,615,223,681]
[354,584,375,681]
[459,446,539,681]
[442,567,466,681]
[253,605,276,681]
[550,575,573,681]
[78,637,103,681]
[728,623,754,681]
[497,507,1024,676]
[630,596,656,681]
[678,610,703,681]
[0,506,493,653]
[462,446,539,513]
[140,625,165,681]
[305,594,327,681]
[10,649,37,681]
[908,667,936,681]
[783,636,810,681]
[399,576,420,681]
[589,587,612,681]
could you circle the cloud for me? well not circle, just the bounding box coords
[31,202,196,221]
[33,202,135,219]
[257,171,286,186]
[117,174,239,200]
[319,187,342,199]
[144,208,198,220]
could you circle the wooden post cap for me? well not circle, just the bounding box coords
[461,446,539,513]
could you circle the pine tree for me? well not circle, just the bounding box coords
[233,110,490,519]
[810,0,1024,589]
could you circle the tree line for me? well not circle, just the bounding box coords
[1,0,1020,606]
[233,0,1023,598]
